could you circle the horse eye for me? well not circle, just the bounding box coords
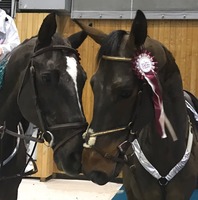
[41,70,60,85]
[119,89,132,98]
[52,70,60,83]
[42,73,51,83]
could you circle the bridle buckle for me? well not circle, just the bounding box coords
[0,122,6,139]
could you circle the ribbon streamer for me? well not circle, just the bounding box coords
[132,49,177,140]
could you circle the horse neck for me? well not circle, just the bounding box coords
[0,81,22,123]
[139,89,188,141]
[159,48,188,142]
[147,83,189,174]
[0,40,35,128]
[138,51,189,164]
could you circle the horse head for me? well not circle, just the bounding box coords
[15,13,88,176]
[75,10,188,186]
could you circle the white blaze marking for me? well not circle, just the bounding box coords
[66,56,82,114]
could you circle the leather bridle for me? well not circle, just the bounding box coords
[27,45,88,150]
[0,45,88,171]
[83,54,141,165]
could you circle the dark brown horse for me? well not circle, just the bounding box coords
[75,10,198,200]
[0,13,88,200]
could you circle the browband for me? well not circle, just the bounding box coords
[102,55,132,62]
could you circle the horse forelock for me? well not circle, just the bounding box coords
[52,33,67,45]
[97,30,127,63]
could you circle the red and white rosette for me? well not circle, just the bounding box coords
[132,49,167,138]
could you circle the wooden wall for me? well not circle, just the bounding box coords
[14,13,198,123]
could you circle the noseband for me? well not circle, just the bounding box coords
[83,123,136,163]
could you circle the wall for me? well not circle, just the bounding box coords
[14,13,198,123]
[72,0,198,19]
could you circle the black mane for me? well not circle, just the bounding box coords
[97,30,127,63]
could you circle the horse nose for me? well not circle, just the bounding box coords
[88,170,109,185]
[69,152,82,170]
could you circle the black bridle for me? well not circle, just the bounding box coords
[0,45,88,176]
[27,45,88,149]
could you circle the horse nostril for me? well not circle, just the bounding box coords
[88,171,109,185]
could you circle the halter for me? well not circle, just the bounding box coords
[83,54,141,163]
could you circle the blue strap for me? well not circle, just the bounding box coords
[0,56,9,89]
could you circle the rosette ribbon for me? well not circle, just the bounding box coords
[132,49,177,141]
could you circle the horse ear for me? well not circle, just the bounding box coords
[68,23,92,49]
[127,10,147,48]
[36,12,57,50]
[73,19,107,45]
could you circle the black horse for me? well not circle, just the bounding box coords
[75,10,198,200]
[0,13,88,200]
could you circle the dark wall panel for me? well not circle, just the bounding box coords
[72,0,198,19]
